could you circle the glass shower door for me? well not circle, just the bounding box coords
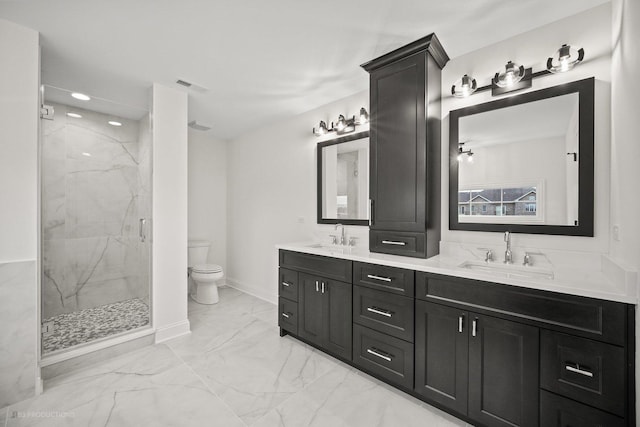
[40,86,152,354]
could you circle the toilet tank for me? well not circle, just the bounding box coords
[188,240,210,267]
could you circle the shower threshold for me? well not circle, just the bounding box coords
[42,298,150,354]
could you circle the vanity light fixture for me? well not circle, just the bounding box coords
[451,74,478,98]
[66,112,82,118]
[547,44,584,73]
[312,107,368,136]
[71,92,91,101]
[334,114,356,134]
[358,107,369,124]
[313,120,329,136]
[492,60,532,95]
[450,43,585,98]
[108,120,122,127]
[457,144,474,162]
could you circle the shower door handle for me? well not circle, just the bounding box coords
[139,218,146,242]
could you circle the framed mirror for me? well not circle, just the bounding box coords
[449,78,594,236]
[317,131,369,225]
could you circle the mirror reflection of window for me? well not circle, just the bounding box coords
[458,185,542,223]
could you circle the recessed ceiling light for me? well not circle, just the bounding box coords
[66,112,82,118]
[71,92,91,101]
[108,121,122,127]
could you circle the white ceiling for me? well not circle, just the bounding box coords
[0,0,609,140]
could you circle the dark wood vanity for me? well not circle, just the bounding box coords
[297,29,634,427]
[278,249,635,427]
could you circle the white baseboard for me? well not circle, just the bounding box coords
[154,319,191,343]
[225,277,277,305]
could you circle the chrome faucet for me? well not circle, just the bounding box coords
[335,223,346,246]
[504,231,513,264]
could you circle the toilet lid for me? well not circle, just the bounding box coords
[192,263,223,274]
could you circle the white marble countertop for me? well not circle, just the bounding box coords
[276,242,638,305]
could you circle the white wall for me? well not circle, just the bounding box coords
[0,18,39,409]
[611,0,640,272]
[151,83,190,342]
[0,19,39,263]
[188,129,227,272]
[226,91,368,302]
[442,4,612,255]
[611,0,640,419]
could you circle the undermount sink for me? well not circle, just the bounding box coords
[458,260,554,280]
[305,243,353,253]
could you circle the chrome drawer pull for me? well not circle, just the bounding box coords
[565,364,594,378]
[282,313,290,319]
[366,274,392,282]
[367,306,393,317]
[458,316,464,333]
[367,348,393,362]
[282,281,292,287]
[472,319,477,337]
[381,240,406,246]
[321,282,325,294]
[315,281,319,292]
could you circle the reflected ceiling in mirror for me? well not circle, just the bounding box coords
[317,131,369,225]
[449,78,594,236]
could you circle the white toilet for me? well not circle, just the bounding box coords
[188,240,224,304]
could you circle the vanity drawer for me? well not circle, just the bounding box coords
[279,250,352,283]
[278,298,298,335]
[540,390,625,427]
[353,285,414,342]
[279,268,298,302]
[353,324,414,390]
[540,330,625,416]
[369,231,426,258]
[416,272,627,345]
[353,262,414,297]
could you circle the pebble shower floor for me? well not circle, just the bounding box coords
[42,298,150,354]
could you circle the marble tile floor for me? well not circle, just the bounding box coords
[3,287,472,426]
[42,298,150,354]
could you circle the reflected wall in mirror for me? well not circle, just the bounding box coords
[449,78,594,236]
[318,131,369,225]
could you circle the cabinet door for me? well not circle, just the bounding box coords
[324,279,352,360]
[298,273,324,346]
[370,51,426,233]
[468,314,539,427]
[414,301,468,415]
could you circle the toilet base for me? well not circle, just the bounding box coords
[191,282,220,304]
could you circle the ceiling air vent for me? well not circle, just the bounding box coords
[176,79,208,93]
[188,120,212,131]
[176,79,192,88]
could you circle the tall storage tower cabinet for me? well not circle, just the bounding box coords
[361,34,449,258]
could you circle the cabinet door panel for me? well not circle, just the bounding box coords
[539,390,625,427]
[325,279,352,360]
[414,301,468,415]
[468,315,539,427]
[370,53,426,232]
[298,273,324,346]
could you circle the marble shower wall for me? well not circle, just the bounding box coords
[41,103,151,319]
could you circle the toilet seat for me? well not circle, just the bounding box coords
[191,263,223,274]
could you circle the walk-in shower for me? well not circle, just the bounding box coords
[40,86,152,355]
